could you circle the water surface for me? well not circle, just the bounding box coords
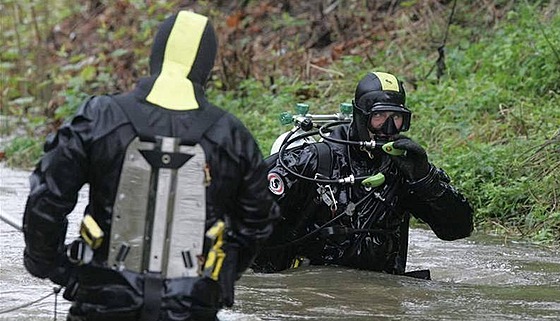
[1,164,559,321]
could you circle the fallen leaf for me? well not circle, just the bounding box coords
[226,11,244,28]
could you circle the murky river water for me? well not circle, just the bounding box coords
[1,163,560,321]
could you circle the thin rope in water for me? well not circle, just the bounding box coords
[0,286,62,319]
[54,286,60,321]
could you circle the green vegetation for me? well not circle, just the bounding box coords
[1,1,559,244]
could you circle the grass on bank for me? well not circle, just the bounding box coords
[208,2,560,243]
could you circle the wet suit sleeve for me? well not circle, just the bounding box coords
[404,164,474,241]
[22,98,92,280]
[213,123,280,307]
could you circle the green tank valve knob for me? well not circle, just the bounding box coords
[382,142,405,156]
[295,103,309,115]
[279,111,293,125]
[362,172,385,188]
[339,102,352,115]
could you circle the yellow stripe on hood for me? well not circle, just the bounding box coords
[147,11,207,110]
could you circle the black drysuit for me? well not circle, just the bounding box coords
[252,125,473,275]
[23,11,278,321]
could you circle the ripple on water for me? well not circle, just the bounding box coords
[2,164,560,321]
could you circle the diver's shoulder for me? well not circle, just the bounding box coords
[207,104,253,137]
[75,94,124,117]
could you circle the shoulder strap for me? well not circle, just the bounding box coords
[112,94,225,144]
[312,142,333,178]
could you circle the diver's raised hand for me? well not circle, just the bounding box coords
[390,136,430,181]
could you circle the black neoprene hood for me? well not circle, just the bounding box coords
[354,72,407,113]
[149,11,217,86]
[135,10,218,111]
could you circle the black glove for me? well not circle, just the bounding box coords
[390,136,430,181]
[23,250,53,279]
[23,250,74,286]
[48,252,74,286]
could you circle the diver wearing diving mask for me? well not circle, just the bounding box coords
[253,71,473,277]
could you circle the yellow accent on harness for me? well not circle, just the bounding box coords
[203,220,226,281]
[146,11,207,110]
[372,71,400,92]
[290,256,305,269]
[80,215,104,250]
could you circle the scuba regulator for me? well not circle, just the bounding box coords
[274,102,405,188]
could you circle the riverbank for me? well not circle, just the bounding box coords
[2,1,559,244]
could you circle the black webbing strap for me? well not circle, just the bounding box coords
[140,272,162,321]
[112,93,225,144]
[313,142,332,178]
[398,212,410,270]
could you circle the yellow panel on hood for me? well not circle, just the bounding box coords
[372,71,400,92]
[147,11,207,110]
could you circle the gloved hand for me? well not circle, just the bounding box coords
[48,252,74,286]
[23,249,53,279]
[23,250,74,286]
[390,136,430,181]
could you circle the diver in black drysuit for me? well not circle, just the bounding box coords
[252,71,473,277]
[23,11,278,321]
